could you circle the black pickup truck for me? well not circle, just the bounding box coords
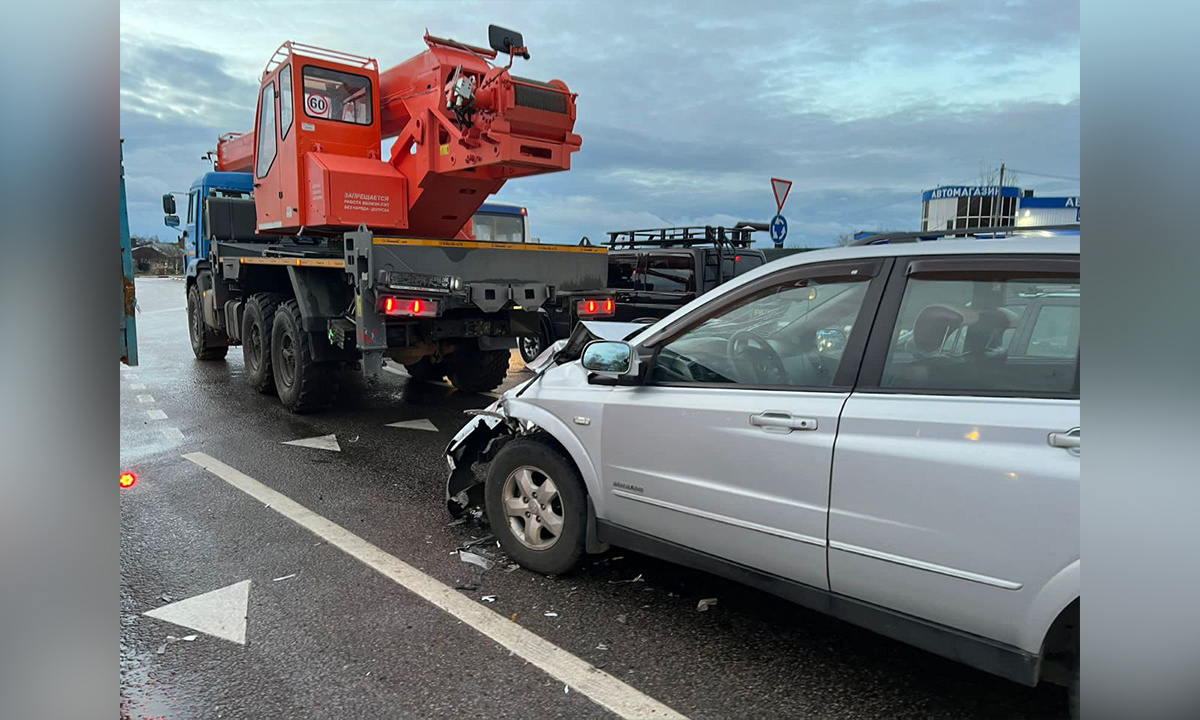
[518,225,768,362]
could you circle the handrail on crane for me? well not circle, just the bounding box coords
[263,41,378,78]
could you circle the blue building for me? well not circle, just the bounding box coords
[921,185,1079,231]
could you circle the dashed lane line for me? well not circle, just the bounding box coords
[161,428,184,441]
[136,395,155,404]
[128,383,147,390]
[182,452,688,720]
[146,409,167,420]
[140,306,187,315]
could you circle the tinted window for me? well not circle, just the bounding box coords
[881,275,1079,395]
[608,256,638,289]
[644,255,694,293]
[302,65,372,125]
[256,82,277,178]
[652,275,872,388]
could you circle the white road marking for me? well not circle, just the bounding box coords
[182,452,688,720]
[136,395,155,404]
[162,428,185,441]
[125,373,140,380]
[281,434,341,452]
[386,418,439,432]
[129,383,147,390]
[143,579,251,645]
[146,409,168,420]
[140,306,187,315]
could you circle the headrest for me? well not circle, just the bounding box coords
[912,304,965,353]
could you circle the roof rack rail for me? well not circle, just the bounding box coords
[852,224,1079,246]
[606,224,761,250]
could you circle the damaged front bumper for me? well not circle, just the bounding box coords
[444,404,512,517]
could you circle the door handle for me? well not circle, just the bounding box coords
[750,411,817,432]
[1048,428,1080,450]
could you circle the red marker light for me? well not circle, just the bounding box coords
[576,298,616,317]
[383,297,398,314]
[411,299,422,314]
[605,299,614,313]
[735,255,741,261]
[120,471,137,489]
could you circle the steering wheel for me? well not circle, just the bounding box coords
[727,330,789,385]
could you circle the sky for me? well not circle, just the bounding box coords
[120,0,1080,247]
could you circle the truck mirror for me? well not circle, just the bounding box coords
[164,214,180,228]
[162,193,176,215]
[488,25,529,59]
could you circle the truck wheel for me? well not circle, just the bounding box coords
[446,344,510,393]
[518,328,548,364]
[271,300,338,413]
[242,293,282,393]
[187,284,228,361]
[404,358,446,382]
[485,437,586,575]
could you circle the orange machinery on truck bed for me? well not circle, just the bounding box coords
[180,26,612,413]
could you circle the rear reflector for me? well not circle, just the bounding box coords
[380,296,438,317]
[576,298,615,317]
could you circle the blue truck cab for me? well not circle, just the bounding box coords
[471,202,531,243]
[163,171,255,278]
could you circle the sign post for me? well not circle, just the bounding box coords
[770,177,792,247]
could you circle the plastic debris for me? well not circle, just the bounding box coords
[447,517,468,527]
[155,634,197,655]
[272,573,298,582]
[697,598,719,612]
[564,685,570,694]
[481,595,497,603]
[616,614,627,624]
[596,643,609,651]
[608,574,644,584]
[544,611,559,618]
[459,534,496,550]
[510,613,517,622]
[458,551,495,570]
[503,563,520,572]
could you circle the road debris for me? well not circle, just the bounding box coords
[458,534,496,550]
[447,517,468,527]
[697,598,719,612]
[154,634,198,655]
[481,595,497,603]
[503,563,520,572]
[596,643,609,651]
[543,611,559,618]
[272,573,298,582]
[458,551,495,570]
[565,684,570,694]
[608,574,644,584]
[510,613,517,622]
[616,614,627,624]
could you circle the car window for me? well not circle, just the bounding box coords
[608,256,638,290]
[881,275,1079,395]
[651,275,872,388]
[644,255,695,293]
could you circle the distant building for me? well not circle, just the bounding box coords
[131,242,185,275]
[921,185,1079,231]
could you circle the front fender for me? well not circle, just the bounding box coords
[500,399,606,516]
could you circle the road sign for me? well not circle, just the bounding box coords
[771,178,793,213]
[769,214,788,246]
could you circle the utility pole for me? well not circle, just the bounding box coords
[993,161,1006,227]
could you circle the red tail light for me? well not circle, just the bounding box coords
[576,298,616,317]
[380,296,438,317]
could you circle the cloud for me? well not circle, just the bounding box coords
[120,0,1079,247]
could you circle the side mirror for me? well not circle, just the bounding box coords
[488,24,530,59]
[582,341,637,377]
[164,215,180,228]
[162,193,176,215]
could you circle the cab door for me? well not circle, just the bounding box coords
[600,258,888,590]
[253,77,283,230]
[828,254,1079,650]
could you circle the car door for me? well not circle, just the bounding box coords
[828,254,1079,650]
[600,258,889,590]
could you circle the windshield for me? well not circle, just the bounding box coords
[473,212,525,243]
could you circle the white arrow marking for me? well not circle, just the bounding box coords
[143,580,250,645]
[281,434,341,451]
[386,418,439,432]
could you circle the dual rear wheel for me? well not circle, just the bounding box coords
[241,294,338,413]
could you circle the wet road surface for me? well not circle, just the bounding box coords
[120,277,1068,719]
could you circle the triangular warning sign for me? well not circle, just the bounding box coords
[143,580,251,645]
[386,418,439,432]
[771,178,793,212]
[282,434,341,451]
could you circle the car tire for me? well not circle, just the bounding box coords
[187,283,228,360]
[242,293,282,393]
[485,437,586,575]
[446,343,509,393]
[270,299,338,413]
[404,357,446,382]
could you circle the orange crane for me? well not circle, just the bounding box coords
[216,26,581,239]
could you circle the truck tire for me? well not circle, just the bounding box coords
[485,436,587,575]
[242,293,282,393]
[518,327,549,364]
[404,358,446,382]
[446,343,509,393]
[270,299,338,413]
[187,283,228,361]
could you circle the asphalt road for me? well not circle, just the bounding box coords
[120,276,1068,719]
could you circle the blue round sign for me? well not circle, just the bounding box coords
[769,214,788,246]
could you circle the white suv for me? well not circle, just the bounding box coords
[446,235,1080,713]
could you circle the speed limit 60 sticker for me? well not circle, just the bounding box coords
[305,93,330,118]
